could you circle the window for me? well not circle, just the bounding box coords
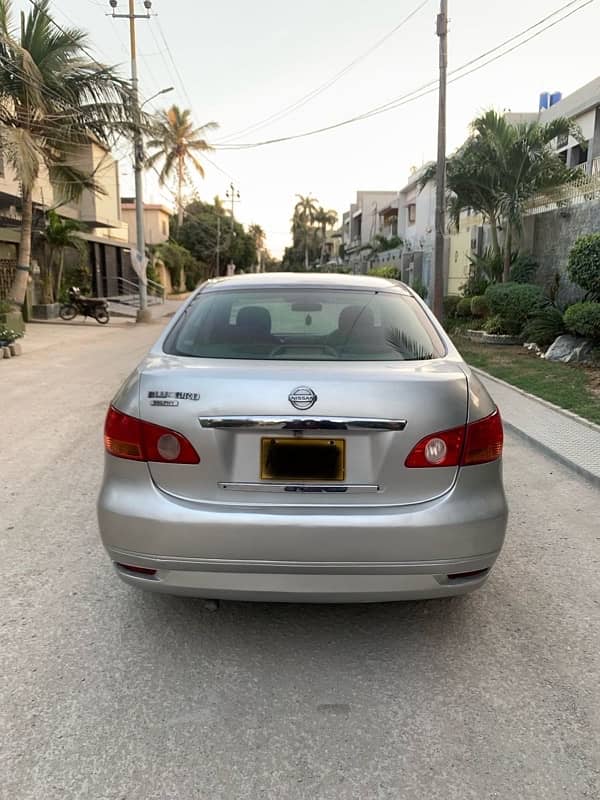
[164,288,445,361]
[571,143,588,167]
[407,204,417,225]
[162,220,168,235]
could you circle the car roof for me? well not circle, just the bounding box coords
[201,272,412,294]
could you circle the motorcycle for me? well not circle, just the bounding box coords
[59,287,110,325]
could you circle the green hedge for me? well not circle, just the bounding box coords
[456,296,474,318]
[484,282,543,327]
[470,295,489,318]
[483,315,522,336]
[443,295,461,319]
[564,302,600,341]
[567,234,600,300]
[369,265,400,280]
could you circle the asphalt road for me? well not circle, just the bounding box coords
[1,320,599,800]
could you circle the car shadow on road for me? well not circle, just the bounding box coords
[124,589,481,666]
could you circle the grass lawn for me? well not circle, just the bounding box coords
[453,335,600,425]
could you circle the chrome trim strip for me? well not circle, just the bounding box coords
[218,482,380,494]
[200,416,407,431]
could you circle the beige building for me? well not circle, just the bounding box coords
[0,140,133,302]
[447,210,486,296]
[120,201,171,246]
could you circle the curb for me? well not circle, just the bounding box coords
[501,420,600,488]
[472,368,600,487]
[471,367,600,434]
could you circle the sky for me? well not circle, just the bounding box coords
[15,0,600,256]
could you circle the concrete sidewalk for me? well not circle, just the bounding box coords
[475,368,600,486]
[5,298,184,358]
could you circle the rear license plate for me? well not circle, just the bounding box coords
[260,438,345,482]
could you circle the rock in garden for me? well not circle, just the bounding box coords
[2,346,11,358]
[8,342,22,356]
[544,334,594,363]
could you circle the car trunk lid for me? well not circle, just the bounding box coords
[139,356,468,507]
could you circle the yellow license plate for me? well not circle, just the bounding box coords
[260,437,346,482]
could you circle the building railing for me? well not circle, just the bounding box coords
[105,275,165,306]
[525,174,600,215]
[593,157,600,177]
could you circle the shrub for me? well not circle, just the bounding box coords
[485,282,543,328]
[0,299,12,315]
[61,263,91,299]
[567,234,600,300]
[0,325,23,344]
[564,302,600,341]
[510,254,538,284]
[461,248,505,297]
[443,295,461,319]
[522,307,566,347]
[470,295,489,318]
[483,315,521,336]
[456,296,474,318]
[412,279,428,300]
[369,265,399,280]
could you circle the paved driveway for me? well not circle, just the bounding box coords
[1,321,599,800]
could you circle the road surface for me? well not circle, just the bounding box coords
[1,320,599,800]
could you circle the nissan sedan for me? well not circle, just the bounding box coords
[97,273,508,602]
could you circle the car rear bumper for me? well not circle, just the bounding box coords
[97,456,508,602]
[108,553,498,601]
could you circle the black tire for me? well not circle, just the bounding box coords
[59,304,77,321]
[95,308,110,325]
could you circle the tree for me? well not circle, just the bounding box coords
[146,106,218,227]
[314,207,338,264]
[173,199,257,276]
[39,210,83,302]
[248,224,266,270]
[0,0,134,309]
[293,194,319,269]
[155,240,205,292]
[368,234,403,255]
[421,110,580,281]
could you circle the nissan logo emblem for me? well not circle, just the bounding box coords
[288,386,317,411]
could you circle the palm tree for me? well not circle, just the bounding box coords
[314,207,338,264]
[421,110,579,281]
[39,210,83,302]
[293,194,319,269]
[476,111,579,280]
[0,0,133,309]
[248,223,266,271]
[146,106,218,227]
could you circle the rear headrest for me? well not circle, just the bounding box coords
[236,306,272,334]
[338,305,375,334]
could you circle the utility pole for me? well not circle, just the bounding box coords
[109,0,153,322]
[433,0,448,320]
[216,215,221,276]
[226,183,240,233]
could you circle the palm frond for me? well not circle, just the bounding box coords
[385,327,435,360]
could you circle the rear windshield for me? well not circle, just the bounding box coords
[163,288,445,361]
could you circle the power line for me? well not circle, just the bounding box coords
[217,0,431,143]
[155,17,195,111]
[147,13,243,195]
[215,0,595,151]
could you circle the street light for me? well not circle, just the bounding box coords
[141,86,174,109]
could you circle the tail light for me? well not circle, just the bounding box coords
[405,410,503,468]
[104,406,200,464]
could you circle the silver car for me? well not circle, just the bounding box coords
[98,273,508,602]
